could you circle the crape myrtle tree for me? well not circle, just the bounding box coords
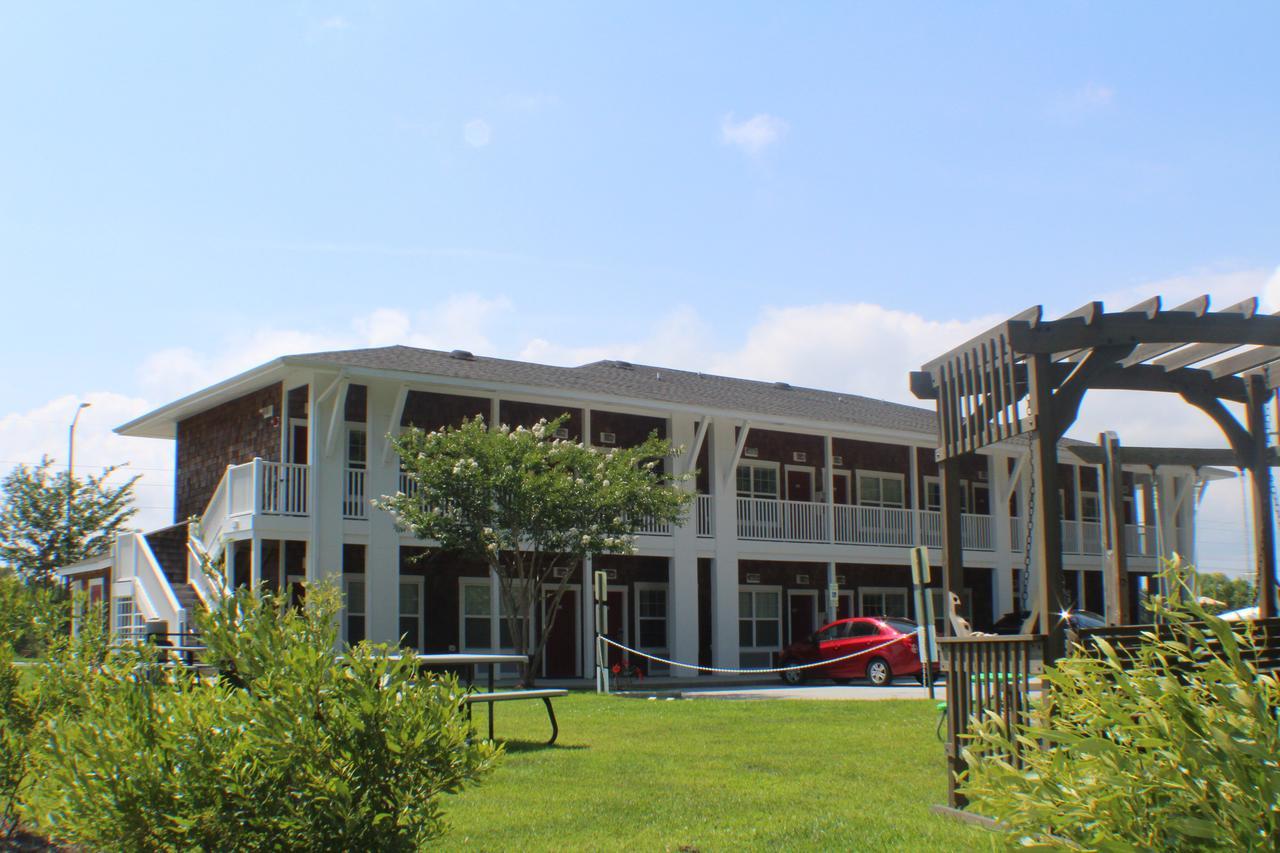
[378,415,692,685]
[0,458,138,585]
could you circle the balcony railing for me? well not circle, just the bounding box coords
[1009,516,1160,557]
[344,468,368,519]
[738,497,829,543]
[261,461,309,516]
[696,494,714,538]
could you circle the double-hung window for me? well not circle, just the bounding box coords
[635,585,668,649]
[857,472,905,508]
[460,578,528,650]
[738,589,781,649]
[343,575,366,645]
[736,463,779,499]
[399,576,424,649]
[860,587,909,619]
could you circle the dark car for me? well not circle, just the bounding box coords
[777,617,937,686]
[990,608,1107,635]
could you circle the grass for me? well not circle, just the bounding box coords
[440,693,995,851]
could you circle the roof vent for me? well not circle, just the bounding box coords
[611,360,633,370]
[773,381,792,390]
[449,349,476,361]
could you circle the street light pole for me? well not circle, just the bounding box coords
[66,402,91,561]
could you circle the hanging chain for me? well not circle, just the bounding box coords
[1020,440,1037,614]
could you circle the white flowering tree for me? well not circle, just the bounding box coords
[378,415,691,685]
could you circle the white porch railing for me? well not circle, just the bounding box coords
[114,532,187,639]
[398,471,418,500]
[835,504,915,547]
[344,468,368,519]
[634,516,672,536]
[696,494,714,538]
[738,497,829,543]
[917,511,995,551]
[261,461,309,516]
[1008,517,1161,558]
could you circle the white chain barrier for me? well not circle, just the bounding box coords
[598,633,914,675]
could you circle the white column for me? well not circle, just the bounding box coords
[1175,471,1196,562]
[908,446,921,546]
[710,419,741,669]
[365,381,403,645]
[669,411,700,670]
[991,454,1014,618]
[582,555,595,681]
[308,373,345,592]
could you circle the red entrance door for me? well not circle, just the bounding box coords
[786,469,813,502]
[789,592,816,643]
[542,589,579,678]
[603,589,628,668]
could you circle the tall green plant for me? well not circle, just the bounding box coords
[959,560,1280,849]
[25,583,497,851]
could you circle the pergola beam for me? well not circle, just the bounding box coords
[1008,314,1280,358]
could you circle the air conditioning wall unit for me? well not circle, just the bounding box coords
[598,431,617,445]
[796,574,810,584]
[832,455,844,466]
[792,451,807,463]
[745,573,761,584]
[553,427,570,440]
[743,447,759,458]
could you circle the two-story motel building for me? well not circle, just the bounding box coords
[60,345,1197,679]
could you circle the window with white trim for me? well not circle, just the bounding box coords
[346,427,367,469]
[736,463,779,499]
[343,574,366,645]
[399,576,424,649]
[113,595,139,641]
[738,588,782,649]
[923,476,941,512]
[857,472,905,508]
[459,578,527,650]
[635,584,668,649]
[1080,492,1101,523]
[860,587,909,619]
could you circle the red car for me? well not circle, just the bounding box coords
[778,617,936,686]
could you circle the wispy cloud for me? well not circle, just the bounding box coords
[1048,83,1116,122]
[463,118,492,148]
[720,112,788,155]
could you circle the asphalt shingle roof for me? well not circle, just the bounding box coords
[291,345,940,435]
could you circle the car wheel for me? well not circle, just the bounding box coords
[867,658,893,687]
[779,665,806,685]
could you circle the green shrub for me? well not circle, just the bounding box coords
[25,583,497,851]
[960,563,1280,850]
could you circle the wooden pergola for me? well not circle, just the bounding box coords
[910,294,1280,661]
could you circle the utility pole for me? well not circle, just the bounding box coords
[66,402,91,562]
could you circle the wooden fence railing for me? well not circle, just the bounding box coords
[938,634,1045,809]
[1074,617,1280,671]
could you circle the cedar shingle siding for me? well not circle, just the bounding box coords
[174,383,283,522]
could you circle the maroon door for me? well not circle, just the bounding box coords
[789,593,816,643]
[786,469,812,501]
[542,589,579,678]
[604,589,627,667]
[832,475,850,504]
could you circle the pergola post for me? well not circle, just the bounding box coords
[1100,432,1130,624]
[1028,353,1067,661]
[939,457,965,636]
[1246,374,1278,619]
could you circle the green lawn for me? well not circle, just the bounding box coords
[440,694,995,851]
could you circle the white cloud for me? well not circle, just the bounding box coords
[463,119,492,148]
[720,112,788,155]
[1048,83,1116,121]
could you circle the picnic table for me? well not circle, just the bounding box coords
[413,653,567,745]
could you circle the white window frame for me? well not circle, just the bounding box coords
[458,576,531,652]
[633,582,669,652]
[783,464,816,502]
[342,573,367,646]
[738,585,783,651]
[736,460,781,499]
[346,424,368,470]
[1079,491,1101,523]
[826,469,853,505]
[398,575,425,649]
[859,587,909,619]
[856,470,906,508]
[923,475,941,512]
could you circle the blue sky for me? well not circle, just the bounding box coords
[1,3,1277,574]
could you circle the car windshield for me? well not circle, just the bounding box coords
[881,618,918,635]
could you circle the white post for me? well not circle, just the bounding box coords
[710,419,741,669]
[908,445,921,546]
[824,434,835,544]
[669,412,700,671]
[366,381,403,645]
[582,555,595,681]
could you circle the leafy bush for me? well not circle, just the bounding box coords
[960,564,1280,849]
[25,583,497,851]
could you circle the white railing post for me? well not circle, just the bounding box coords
[251,457,264,514]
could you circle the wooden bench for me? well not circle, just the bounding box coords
[464,688,568,745]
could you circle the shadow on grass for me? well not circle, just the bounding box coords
[500,739,590,754]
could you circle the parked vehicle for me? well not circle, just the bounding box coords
[777,617,936,686]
